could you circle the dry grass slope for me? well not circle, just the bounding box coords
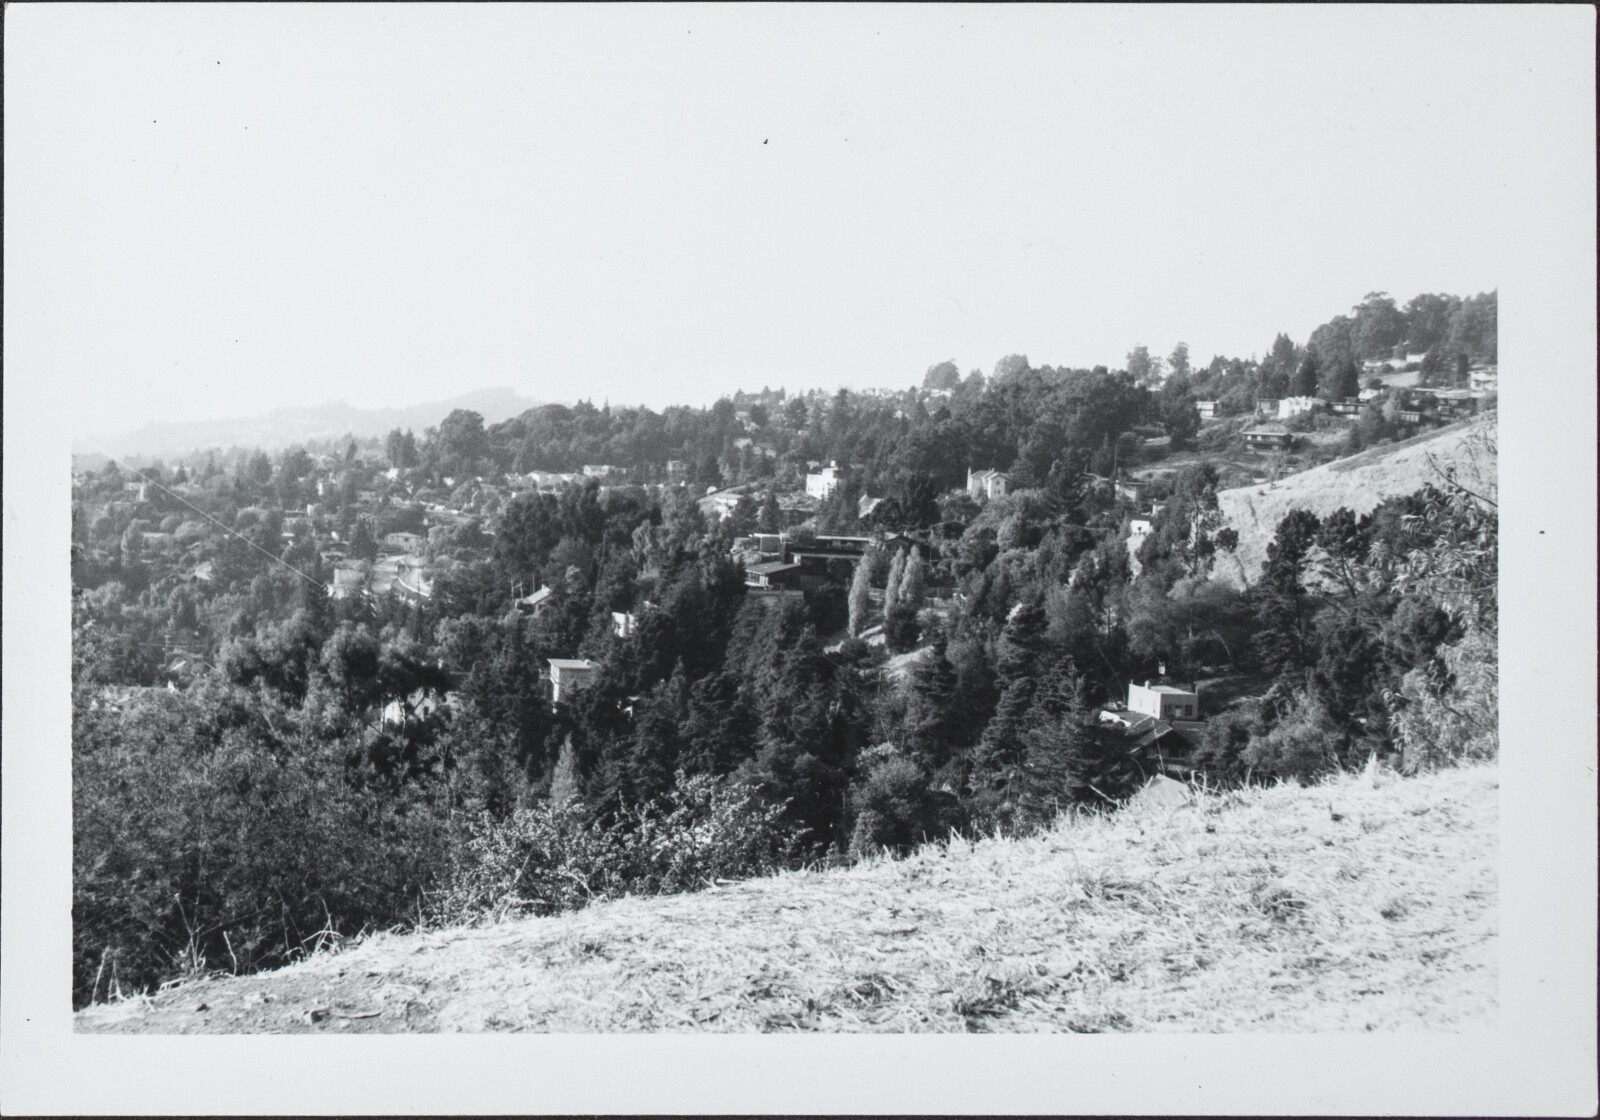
[78,762,1498,1034]
[1214,421,1493,587]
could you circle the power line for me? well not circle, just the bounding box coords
[113,463,328,593]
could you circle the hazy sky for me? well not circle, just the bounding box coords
[3,5,1549,436]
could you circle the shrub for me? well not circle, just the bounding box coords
[437,770,806,925]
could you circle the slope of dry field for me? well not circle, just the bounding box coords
[1214,420,1494,586]
[78,762,1498,1034]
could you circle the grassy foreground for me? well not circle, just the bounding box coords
[77,762,1497,1033]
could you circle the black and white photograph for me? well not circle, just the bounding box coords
[3,4,1594,1115]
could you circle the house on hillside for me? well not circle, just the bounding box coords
[1243,425,1293,451]
[1330,398,1362,416]
[1127,680,1199,720]
[611,611,638,638]
[1195,399,1219,420]
[701,489,747,521]
[967,468,1008,502]
[582,464,626,480]
[1278,396,1325,421]
[547,659,597,705]
[745,560,804,591]
[806,461,848,500]
[665,460,688,482]
[1255,398,1281,418]
[1129,513,1155,537]
[515,585,556,615]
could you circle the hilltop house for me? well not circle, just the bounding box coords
[966,468,1008,502]
[1194,399,1219,420]
[547,659,598,705]
[611,611,638,638]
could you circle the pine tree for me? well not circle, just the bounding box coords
[847,553,875,637]
[899,545,926,608]
[883,549,906,613]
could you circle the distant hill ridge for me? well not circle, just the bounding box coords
[75,387,542,459]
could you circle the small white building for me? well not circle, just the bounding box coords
[1194,399,1219,419]
[548,658,598,704]
[806,461,848,500]
[1127,680,1199,721]
[611,611,638,638]
[1277,396,1326,420]
[966,468,1008,502]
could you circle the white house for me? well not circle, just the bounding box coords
[966,468,1008,502]
[1277,396,1326,420]
[1127,680,1200,721]
[1194,399,1219,420]
[806,461,848,500]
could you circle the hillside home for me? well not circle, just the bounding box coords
[967,468,1008,502]
[1397,410,1422,424]
[744,560,804,591]
[1277,396,1325,420]
[1194,399,1219,419]
[1129,514,1155,536]
[1330,398,1362,416]
[1243,425,1293,451]
[1127,680,1200,720]
[515,585,556,614]
[665,460,688,482]
[1255,398,1281,417]
[611,611,638,638]
[701,489,747,521]
[547,659,597,705]
[1469,369,1498,393]
[582,464,626,480]
[1358,387,1385,402]
[806,461,848,500]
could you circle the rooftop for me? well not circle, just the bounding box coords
[547,658,596,671]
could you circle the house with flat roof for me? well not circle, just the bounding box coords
[547,658,598,704]
[1127,680,1199,721]
[745,560,804,591]
[1243,425,1293,451]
